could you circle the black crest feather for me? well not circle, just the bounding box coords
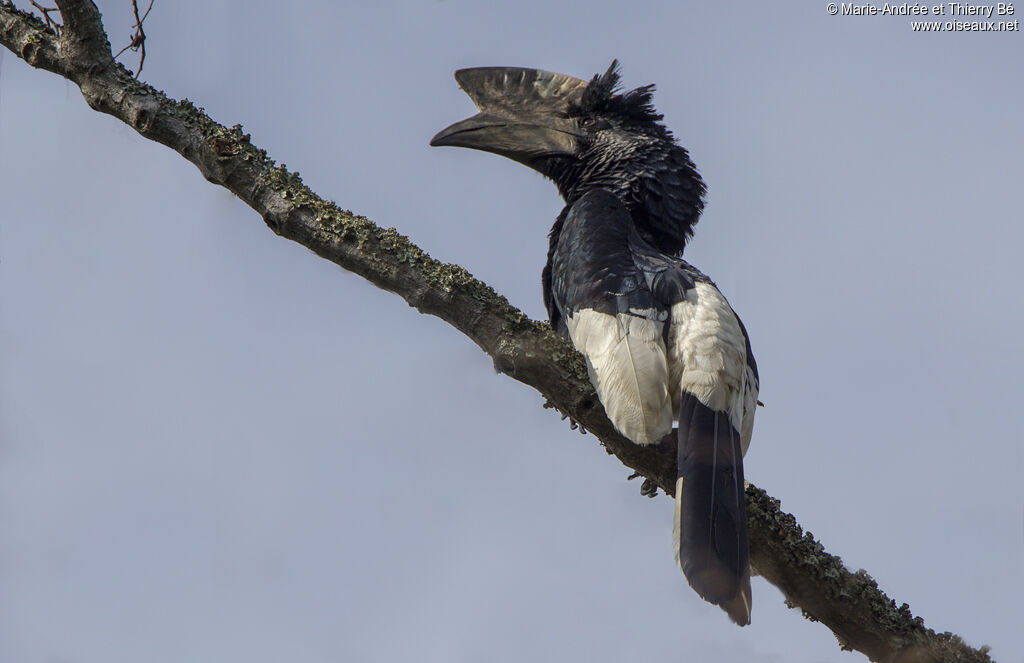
[575,60,664,124]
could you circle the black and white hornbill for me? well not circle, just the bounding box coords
[431,62,759,626]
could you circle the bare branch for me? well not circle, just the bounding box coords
[28,0,59,36]
[110,0,151,77]
[0,4,996,662]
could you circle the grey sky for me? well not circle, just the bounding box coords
[1,2,1021,662]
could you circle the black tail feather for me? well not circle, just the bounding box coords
[674,392,752,625]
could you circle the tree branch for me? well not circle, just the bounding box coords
[0,3,994,661]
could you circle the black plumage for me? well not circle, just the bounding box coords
[432,61,759,625]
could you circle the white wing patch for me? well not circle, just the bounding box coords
[566,309,673,445]
[667,281,756,452]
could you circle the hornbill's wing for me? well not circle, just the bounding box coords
[550,189,675,446]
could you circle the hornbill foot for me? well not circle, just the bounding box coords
[542,399,587,434]
[627,472,659,497]
[568,417,586,434]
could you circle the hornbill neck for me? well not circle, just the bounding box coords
[545,142,705,258]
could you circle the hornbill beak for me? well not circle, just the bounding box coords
[430,66,589,168]
[430,112,579,165]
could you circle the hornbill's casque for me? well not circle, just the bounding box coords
[431,62,759,626]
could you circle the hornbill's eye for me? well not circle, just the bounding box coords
[580,117,604,131]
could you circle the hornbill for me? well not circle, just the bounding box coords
[431,62,759,625]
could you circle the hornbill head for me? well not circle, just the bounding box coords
[429,66,587,170]
[431,61,705,255]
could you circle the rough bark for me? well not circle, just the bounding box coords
[0,3,995,661]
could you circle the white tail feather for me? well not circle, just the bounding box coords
[673,476,684,569]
